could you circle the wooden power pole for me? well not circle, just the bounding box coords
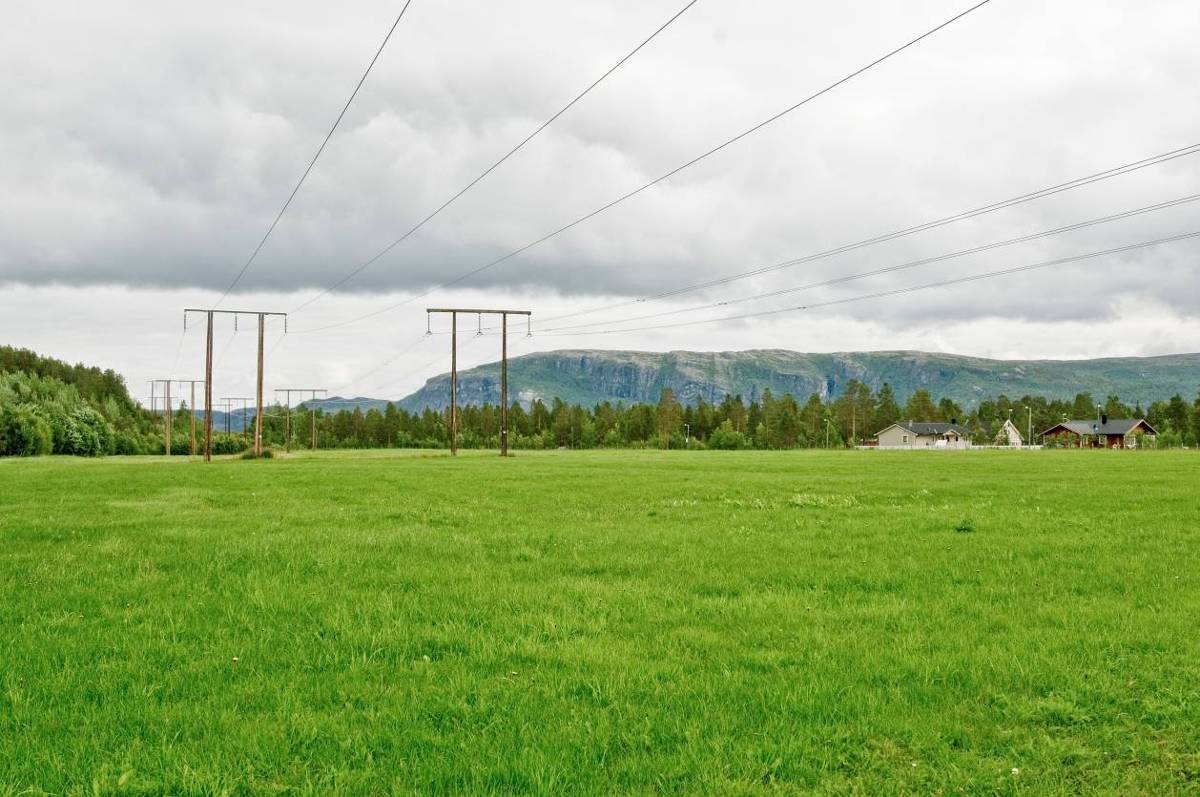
[170,379,206,456]
[222,397,255,446]
[184,308,286,461]
[426,308,531,457]
[150,379,174,456]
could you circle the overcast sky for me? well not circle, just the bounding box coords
[2,0,1198,403]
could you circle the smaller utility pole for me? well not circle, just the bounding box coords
[172,380,206,456]
[218,399,233,434]
[275,389,326,453]
[222,397,255,447]
[151,379,175,456]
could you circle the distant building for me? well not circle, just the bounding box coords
[875,421,972,449]
[998,418,1024,446]
[1039,415,1158,449]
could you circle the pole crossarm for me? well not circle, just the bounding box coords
[426,308,531,316]
[274,388,328,405]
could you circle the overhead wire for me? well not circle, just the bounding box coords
[532,230,1200,337]
[213,326,240,369]
[531,141,1200,327]
[540,192,1200,332]
[291,0,994,334]
[353,331,485,399]
[289,0,701,315]
[328,334,431,396]
[214,0,417,307]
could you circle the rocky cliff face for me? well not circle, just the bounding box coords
[391,349,1200,411]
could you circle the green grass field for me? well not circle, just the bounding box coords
[2,449,1198,795]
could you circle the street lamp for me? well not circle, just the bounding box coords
[1024,405,1032,448]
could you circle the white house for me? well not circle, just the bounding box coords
[875,421,972,449]
[998,418,1024,446]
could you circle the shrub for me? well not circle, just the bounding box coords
[61,406,113,456]
[708,420,749,450]
[0,404,53,456]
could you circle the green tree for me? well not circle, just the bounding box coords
[763,392,801,449]
[835,380,875,443]
[1164,394,1190,435]
[873,383,900,432]
[1071,392,1097,420]
[903,389,937,422]
[656,389,683,448]
[1103,394,1131,420]
[936,397,964,423]
[800,394,825,444]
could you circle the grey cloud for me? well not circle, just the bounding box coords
[2,0,1199,336]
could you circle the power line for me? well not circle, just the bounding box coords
[328,335,430,396]
[289,0,701,315]
[214,0,417,306]
[542,192,1200,332]
[533,142,1200,327]
[533,230,1200,336]
[292,0,994,334]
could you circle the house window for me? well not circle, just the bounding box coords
[902,434,909,444]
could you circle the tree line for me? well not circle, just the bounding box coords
[248,381,1200,452]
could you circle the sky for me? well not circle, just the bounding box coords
[2,0,1198,404]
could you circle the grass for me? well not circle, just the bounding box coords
[1,449,1198,795]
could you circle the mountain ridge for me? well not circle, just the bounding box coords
[308,349,1200,413]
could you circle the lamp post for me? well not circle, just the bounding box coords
[1024,405,1032,448]
[684,423,690,446]
[1096,403,1103,448]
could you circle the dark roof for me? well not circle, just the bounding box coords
[893,422,971,436]
[1040,418,1158,436]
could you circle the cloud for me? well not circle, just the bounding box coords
[1,0,1198,384]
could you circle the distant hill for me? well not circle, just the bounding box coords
[381,349,1200,411]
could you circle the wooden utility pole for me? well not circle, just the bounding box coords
[275,389,326,453]
[151,379,175,456]
[185,308,286,461]
[451,312,457,455]
[169,380,206,456]
[501,314,508,457]
[218,399,233,434]
[222,398,254,444]
[204,313,214,461]
[426,308,531,456]
[255,314,265,456]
